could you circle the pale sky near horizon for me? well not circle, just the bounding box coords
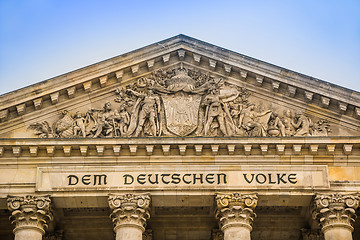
[0,0,359,95]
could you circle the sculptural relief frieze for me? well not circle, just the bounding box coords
[28,66,331,138]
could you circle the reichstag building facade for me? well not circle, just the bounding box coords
[0,35,359,240]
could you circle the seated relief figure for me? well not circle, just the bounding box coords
[238,103,272,137]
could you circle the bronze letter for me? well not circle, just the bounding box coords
[161,174,170,184]
[193,174,203,184]
[183,174,191,184]
[268,173,276,184]
[67,175,78,185]
[205,174,215,184]
[255,174,266,184]
[243,174,255,184]
[171,174,181,184]
[123,174,134,185]
[137,174,146,185]
[93,174,107,185]
[148,174,159,184]
[277,173,287,184]
[217,173,227,184]
[288,173,297,184]
[82,175,91,185]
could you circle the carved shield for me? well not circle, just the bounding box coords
[162,92,202,136]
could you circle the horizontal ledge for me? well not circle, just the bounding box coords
[0,136,359,146]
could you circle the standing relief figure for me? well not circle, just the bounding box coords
[282,110,296,136]
[203,88,228,136]
[126,89,161,137]
[73,111,86,138]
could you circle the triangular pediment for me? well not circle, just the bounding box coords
[0,34,359,138]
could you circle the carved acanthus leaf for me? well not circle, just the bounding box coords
[108,193,151,232]
[7,195,53,234]
[215,193,258,232]
[312,193,360,232]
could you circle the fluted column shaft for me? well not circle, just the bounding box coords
[7,195,53,240]
[108,193,151,240]
[215,193,258,240]
[312,193,359,240]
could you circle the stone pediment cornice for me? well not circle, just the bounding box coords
[0,35,360,125]
[0,136,359,158]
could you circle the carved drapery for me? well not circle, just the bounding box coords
[108,193,151,232]
[215,193,258,232]
[7,195,53,235]
[311,193,359,233]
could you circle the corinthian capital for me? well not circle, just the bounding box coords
[7,195,53,235]
[215,193,258,232]
[312,193,360,232]
[108,193,151,232]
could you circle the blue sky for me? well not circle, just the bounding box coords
[0,0,359,95]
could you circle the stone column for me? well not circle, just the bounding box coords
[215,193,258,240]
[108,193,151,240]
[312,193,359,240]
[7,195,53,240]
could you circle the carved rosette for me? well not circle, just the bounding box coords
[215,193,258,232]
[108,193,151,232]
[7,195,53,235]
[311,193,360,233]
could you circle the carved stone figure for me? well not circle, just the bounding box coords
[28,66,332,139]
[239,103,272,136]
[267,113,285,137]
[73,111,86,138]
[293,112,312,136]
[90,102,119,138]
[282,110,296,136]
[203,88,228,136]
[116,104,130,136]
[127,89,161,137]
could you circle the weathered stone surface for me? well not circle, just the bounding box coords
[0,35,359,240]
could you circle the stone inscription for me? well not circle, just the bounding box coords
[66,173,300,186]
[36,165,329,191]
